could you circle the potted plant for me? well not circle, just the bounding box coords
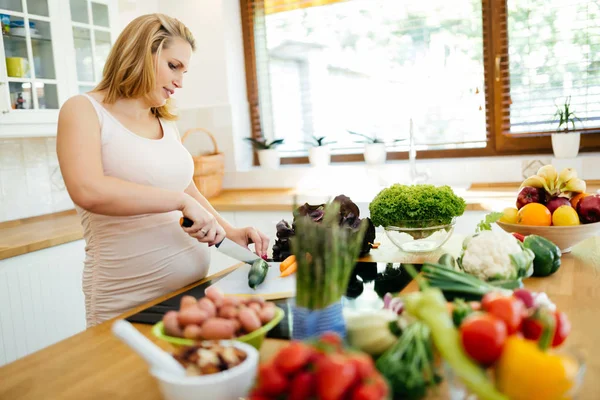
[304,135,336,167]
[552,96,581,159]
[348,130,404,166]
[244,137,284,169]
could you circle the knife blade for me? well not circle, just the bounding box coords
[180,217,261,265]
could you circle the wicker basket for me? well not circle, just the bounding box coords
[181,128,225,199]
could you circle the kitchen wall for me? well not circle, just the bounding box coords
[0,138,73,222]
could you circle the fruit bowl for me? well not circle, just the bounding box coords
[496,220,600,253]
[384,218,456,253]
[152,307,284,350]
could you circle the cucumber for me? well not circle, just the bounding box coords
[438,253,456,269]
[248,259,269,289]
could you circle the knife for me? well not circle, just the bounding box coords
[180,217,262,265]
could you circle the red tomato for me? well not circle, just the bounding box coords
[319,331,343,351]
[347,352,376,380]
[483,295,525,334]
[351,383,382,400]
[289,371,316,400]
[553,311,571,347]
[460,314,507,366]
[274,341,313,374]
[521,316,543,341]
[257,363,288,396]
[521,310,570,348]
[481,292,504,311]
[316,354,357,400]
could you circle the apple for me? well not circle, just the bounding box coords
[517,187,546,210]
[546,197,571,215]
[577,194,600,224]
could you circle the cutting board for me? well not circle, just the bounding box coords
[211,262,296,300]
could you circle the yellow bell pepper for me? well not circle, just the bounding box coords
[496,336,579,400]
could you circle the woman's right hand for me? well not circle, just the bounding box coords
[180,195,226,246]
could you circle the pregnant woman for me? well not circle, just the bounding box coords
[57,14,269,326]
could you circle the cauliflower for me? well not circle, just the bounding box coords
[458,230,535,281]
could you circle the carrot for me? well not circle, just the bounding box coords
[280,262,297,277]
[279,255,296,272]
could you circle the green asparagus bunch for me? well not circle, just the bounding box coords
[292,202,367,310]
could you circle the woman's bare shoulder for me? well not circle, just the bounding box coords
[58,93,101,131]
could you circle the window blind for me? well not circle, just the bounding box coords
[241,0,491,156]
[499,0,600,136]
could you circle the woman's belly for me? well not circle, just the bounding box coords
[81,210,211,325]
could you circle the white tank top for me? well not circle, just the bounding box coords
[77,94,211,327]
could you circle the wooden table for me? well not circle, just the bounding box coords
[0,237,599,400]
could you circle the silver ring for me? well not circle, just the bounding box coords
[199,229,207,236]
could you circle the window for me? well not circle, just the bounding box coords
[241,0,600,163]
[495,0,600,152]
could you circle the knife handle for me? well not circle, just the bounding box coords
[179,217,223,248]
[180,217,194,228]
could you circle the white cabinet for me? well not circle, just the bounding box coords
[0,0,118,137]
[0,239,86,367]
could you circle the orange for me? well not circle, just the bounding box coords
[517,203,552,226]
[552,205,580,226]
[570,192,588,209]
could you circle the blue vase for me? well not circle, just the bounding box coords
[292,301,346,340]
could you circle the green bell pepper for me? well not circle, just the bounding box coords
[523,235,562,277]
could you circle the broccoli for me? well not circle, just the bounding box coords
[369,184,467,228]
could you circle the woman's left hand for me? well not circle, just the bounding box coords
[227,227,270,259]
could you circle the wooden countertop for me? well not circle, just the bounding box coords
[0,237,598,399]
[2,182,598,261]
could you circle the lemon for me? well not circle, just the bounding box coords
[499,207,519,224]
[552,205,580,226]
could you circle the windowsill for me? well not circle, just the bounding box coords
[227,152,600,191]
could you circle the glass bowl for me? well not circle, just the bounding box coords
[444,346,586,400]
[384,218,456,253]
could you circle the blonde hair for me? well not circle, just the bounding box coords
[94,13,195,120]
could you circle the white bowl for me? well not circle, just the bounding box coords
[150,341,259,400]
[496,220,600,253]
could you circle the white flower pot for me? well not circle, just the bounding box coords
[257,149,280,169]
[364,143,387,166]
[308,146,330,167]
[551,133,580,159]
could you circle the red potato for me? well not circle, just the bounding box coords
[183,324,203,340]
[239,308,262,333]
[201,318,236,340]
[180,295,198,310]
[218,305,239,319]
[228,318,241,332]
[163,311,184,337]
[259,307,276,324]
[178,307,209,326]
[222,296,241,307]
[205,286,224,307]
[249,302,262,314]
[197,297,217,318]
[247,296,265,305]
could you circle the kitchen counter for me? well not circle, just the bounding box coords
[0,236,599,399]
[1,182,598,260]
